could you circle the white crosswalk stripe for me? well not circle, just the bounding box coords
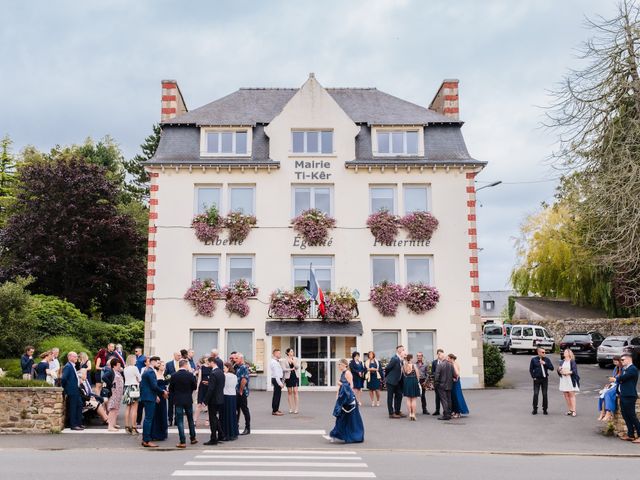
[172,450,376,478]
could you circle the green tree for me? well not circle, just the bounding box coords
[0,135,17,226]
[0,277,37,357]
[122,124,160,203]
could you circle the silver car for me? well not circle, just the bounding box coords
[597,336,640,368]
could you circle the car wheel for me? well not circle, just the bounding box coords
[598,361,608,369]
[510,348,518,355]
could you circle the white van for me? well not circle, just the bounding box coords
[509,325,555,354]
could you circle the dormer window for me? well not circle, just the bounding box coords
[375,129,420,156]
[292,130,333,154]
[201,128,251,156]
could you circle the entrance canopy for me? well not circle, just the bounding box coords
[265,321,363,336]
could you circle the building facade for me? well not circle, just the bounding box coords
[145,74,486,389]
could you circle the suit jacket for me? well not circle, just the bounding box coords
[21,354,34,375]
[434,360,454,390]
[204,367,225,406]
[384,355,403,386]
[61,363,80,397]
[165,359,179,377]
[140,368,164,402]
[617,364,639,398]
[529,356,554,379]
[169,369,197,407]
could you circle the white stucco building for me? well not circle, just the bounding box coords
[145,74,486,389]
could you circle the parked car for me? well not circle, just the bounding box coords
[597,336,640,368]
[509,325,555,354]
[558,331,604,363]
[483,323,512,351]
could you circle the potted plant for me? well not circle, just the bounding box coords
[191,205,223,243]
[403,283,440,314]
[324,287,359,323]
[268,290,309,321]
[369,281,405,317]
[224,211,257,243]
[400,211,439,242]
[292,209,336,246]
[184,279,219,316]
[367,210,400,244]
[222,279,258,318]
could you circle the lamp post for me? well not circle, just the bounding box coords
[475,180,502,192]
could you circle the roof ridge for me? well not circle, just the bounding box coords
[239,87,298,91]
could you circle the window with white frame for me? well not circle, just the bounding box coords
[371,256,398,285]
[229,186,255,215]
[228,256,254,283]
[372,331,400,360]
[293,186,332,216]
[191,330,219,360]
[226,330,253,363]
[404,185,430,213]
[370,186,395,213]
[292,130,333,154]
[204,129,249,155]
[195,186,221,214]
[405,256,432,285]
[376,130,419,155]
[293,256,333,292]
[194,255,220,284]
[408,331,435,361]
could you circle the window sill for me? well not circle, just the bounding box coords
[288,153,337,158]
[200,153,253,158]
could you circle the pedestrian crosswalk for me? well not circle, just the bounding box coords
[171,449,376,478]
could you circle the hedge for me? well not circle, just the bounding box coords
[0,359,22,379]
[483,342,506,387]
[39,336,92,365]
[0,377,51,387]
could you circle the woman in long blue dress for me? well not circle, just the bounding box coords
[449,354,469,417]
[150,361,169,441]
[329,359,364,444]
[349,352,366,406]
[598,357,622,421]
[222,362,239,441]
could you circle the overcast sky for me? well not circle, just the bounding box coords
[0,0,620,291]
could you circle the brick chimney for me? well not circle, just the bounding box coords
[161,80,188,122]
[428,79,459,120]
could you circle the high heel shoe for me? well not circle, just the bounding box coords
[125,426,132,434]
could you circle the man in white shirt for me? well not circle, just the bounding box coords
[270,349,284,416]
[49,348,61,386]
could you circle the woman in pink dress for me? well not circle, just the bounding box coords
[107,358,124,432]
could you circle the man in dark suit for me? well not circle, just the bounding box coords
[431,349,445,416]
[61,351,83,431]
[529,347,554,415]
[164,351,182,426]
[384,345,406,418]
[169,359,198,448]
[434,351,454,420]
[617,353,640,442]
[140,356,168,448]
[204,357,226,445]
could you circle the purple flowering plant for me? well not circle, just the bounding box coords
[268,290,309,321]
[400,211,439,242]
[184,279,220,316]
[224,211,257,243]
[222,279,258,318]
[369,281,405,317]
[292,209,336,246]
[324,287,359,323]
[191,205,223,243]
[366,210,401,244]
[403,283,440,314]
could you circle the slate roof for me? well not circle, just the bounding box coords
[162,87,459,127]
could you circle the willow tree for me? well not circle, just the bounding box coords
[544,0,640,310]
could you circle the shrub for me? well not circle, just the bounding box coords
[403,283,440,314]
[0,359,22,379]
[192,205,223,243]
[370,281,405,317]
[269,290,309,321]
[103,314,140,325]
[400,211,439,241]
[76,319,144,353]
[0,377,50,387]
[184,279,219,316]
[0,277,38,357]
[39,336,91,365]
[366,210,400,244]
[292,209,336,246]
[224,212,257,243]
[26,295,88,338]
[483,343,506,387]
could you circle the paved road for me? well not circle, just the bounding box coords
[0,354,637,479]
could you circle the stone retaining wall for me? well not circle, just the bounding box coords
[604,398,640,437]
[0,387,64,434]
[512,317,640,341]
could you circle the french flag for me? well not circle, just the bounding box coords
[305,265,326,318]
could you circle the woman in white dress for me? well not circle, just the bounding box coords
[558,349,580,416]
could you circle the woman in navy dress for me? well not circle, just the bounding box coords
[402,354,421,421]
[35,352,52,381]
[365,351,382,407]
[222,362,239,441]
[449,354,469,417]
[349,352,366,406]
[195,357,211,427]
[329,359,364,444]
[150,361,169,441]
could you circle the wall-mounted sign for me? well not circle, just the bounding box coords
[294,160,332,181]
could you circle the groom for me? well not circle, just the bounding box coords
[385,345,406,418]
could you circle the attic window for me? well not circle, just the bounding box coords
[376,130,419,155]
[292,130,333,154]
[201,128,250,156]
